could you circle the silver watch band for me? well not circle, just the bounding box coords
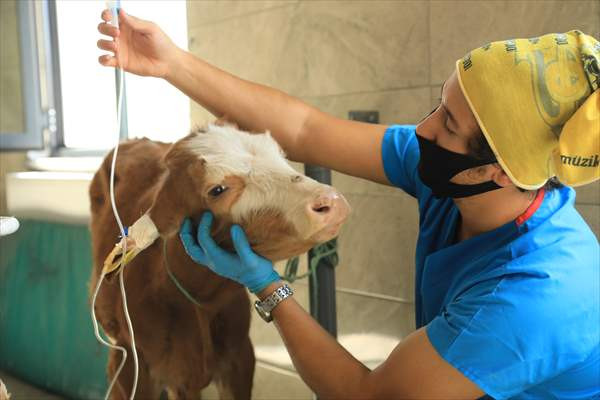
[254,284,293,322]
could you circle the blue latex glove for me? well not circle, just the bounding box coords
[179,212,281,293]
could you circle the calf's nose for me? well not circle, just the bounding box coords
[307,189,350,220]
[310,194,333,214]
[304,188,351,240]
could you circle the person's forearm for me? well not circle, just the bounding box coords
[165,48,313,161]
[258,282,373,399]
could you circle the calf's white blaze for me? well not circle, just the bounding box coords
[186,124,327,239]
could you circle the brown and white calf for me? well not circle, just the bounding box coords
[88,123,350,399]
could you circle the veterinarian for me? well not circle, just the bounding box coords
[97,9,600,399]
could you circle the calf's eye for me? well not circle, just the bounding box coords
[208,185,228,197]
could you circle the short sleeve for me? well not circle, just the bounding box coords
[426,275,593,400]
[381,125,421,198]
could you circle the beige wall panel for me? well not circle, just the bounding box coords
[288,160,304,175]
[430,84,442,109]
[188,1,428,98]
[187,6,294,92]
[189,104,221,130]
[250,283,310,355]
[305,86,430,196]
[250,282,414,369]
[576,203,600,240]
[332,173,401,197]
[304,87,431,126]
[277,0,429,96]
[251,363,311,400]
[0,153,26,215]
[187,0,297,29]
[575,181,600,205]
[201,364,311,400]
[336,288,415,338]
[336,192,418,299]
[430,0,600,84]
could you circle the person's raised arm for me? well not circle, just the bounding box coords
[97,9,391,184]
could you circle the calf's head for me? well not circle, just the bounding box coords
[145,123,350,262]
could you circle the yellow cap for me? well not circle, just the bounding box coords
[456,30,600,189]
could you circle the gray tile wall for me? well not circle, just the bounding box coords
[186,1,599,398]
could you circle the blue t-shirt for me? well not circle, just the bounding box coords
[381,125,600,399]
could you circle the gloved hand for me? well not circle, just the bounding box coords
[179,212,281,293]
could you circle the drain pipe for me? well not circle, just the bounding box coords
[304,111,379,337]
[305,165,337,338]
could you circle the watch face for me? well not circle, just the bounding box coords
[254,301,272,322]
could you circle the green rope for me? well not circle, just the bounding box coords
[163,236,339,314]
[282,238,339,318]
[163,239,204,307]
[283,238,339,282]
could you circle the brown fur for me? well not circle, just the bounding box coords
[89,133,318,399]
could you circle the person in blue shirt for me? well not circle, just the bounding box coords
[98,9,599,399]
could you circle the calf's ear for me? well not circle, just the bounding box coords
[148,153,208,237]
[184,157,208,194]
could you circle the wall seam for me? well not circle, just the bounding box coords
[191,3,297,28]
[298,84,432,101]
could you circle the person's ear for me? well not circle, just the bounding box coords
[489,164,514,187]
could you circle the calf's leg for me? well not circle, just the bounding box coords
[215,336,255,400]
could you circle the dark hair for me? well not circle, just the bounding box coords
[467,130,563,192]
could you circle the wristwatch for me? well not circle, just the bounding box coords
[254,284,293,322]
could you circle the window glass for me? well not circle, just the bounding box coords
[55,0,189,148]
[120,1,190,143]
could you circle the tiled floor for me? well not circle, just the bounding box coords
[0,371,64,400]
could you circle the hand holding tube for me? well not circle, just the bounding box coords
[97,7,181,79]
[105,1,120,28]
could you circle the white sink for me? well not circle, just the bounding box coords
[5,171,93,224]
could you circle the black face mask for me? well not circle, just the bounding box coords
[416,133,502,199]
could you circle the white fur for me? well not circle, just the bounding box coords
[186,124,324,238]
[187,124,290,182]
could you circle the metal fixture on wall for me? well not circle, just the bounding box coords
[305,164,338,337]
[348,110,379,124]
[305,110,380,338]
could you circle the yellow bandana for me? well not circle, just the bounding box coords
[456,30,600,189]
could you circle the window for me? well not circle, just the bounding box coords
[0,0,45,150]
[55,0,190,150]
[1,0,190,155]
